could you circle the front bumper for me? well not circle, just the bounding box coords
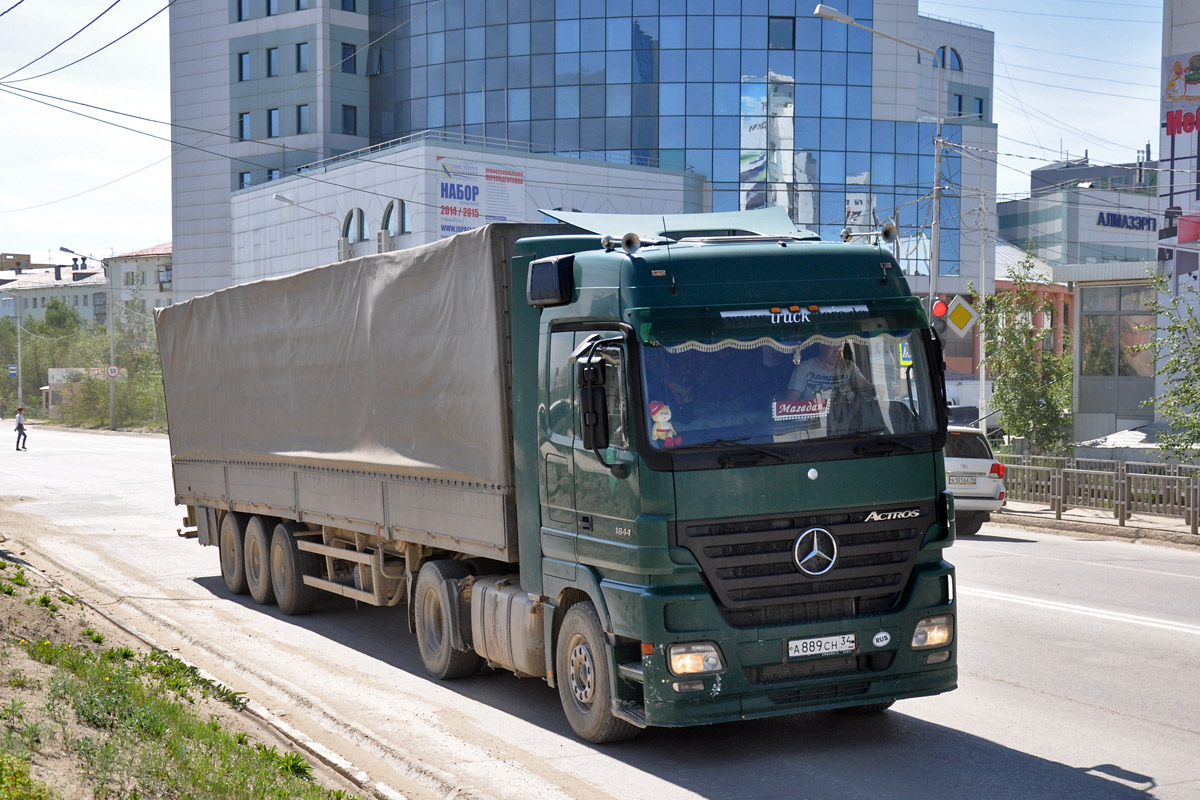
[603,561,957,728]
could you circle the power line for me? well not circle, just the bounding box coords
[922,1,1160,23]
[0,1,25,20]
[0,0,123,82]
[0,1,175,85]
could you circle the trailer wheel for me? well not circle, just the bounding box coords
[556,602,639,743]
[244,516,276,605]
[218,512,249,595]
[414,560,480,680]
[270,523,320,616]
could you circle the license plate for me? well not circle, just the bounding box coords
[788,633,856,658]
[948,476,975,485]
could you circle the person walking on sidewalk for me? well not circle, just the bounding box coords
[14,407,27,451]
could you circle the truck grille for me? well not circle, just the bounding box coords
[671,502,932,628]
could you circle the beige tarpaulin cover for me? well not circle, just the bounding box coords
[156,225,515,489]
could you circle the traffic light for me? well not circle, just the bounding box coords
[931,298,949,336]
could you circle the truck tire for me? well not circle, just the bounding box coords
[218,512,249,595]
[270,523,320,616]
[556,602,639,743]
[414,560,480,680]
[244,516,276,605]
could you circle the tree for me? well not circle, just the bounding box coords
[971,249,1073,455]
[1139,271,1200,461]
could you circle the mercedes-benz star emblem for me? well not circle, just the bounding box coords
[793,527,838,576]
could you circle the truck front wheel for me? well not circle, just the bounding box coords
[244,516,276,605]
[414,560,480,680]
[218,512,249,595]
[556,602,639,743]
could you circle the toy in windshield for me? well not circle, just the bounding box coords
[648,401,682,448]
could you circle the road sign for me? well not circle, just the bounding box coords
[6,365,14,378]
[945,295,978,337]
[106,364,120,378]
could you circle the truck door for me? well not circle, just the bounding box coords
[571,335,639,557]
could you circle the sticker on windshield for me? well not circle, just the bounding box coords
[773,398,828,421]
[899,341,913,366]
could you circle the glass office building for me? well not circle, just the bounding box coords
[369,0,980,278]
[168,0,994,296]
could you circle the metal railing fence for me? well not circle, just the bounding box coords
[997,455,1200,535]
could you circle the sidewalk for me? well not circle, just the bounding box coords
[994,500,1199,548]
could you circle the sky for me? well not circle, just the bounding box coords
[0,0,1164,265]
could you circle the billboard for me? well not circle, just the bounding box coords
[435,157,525,239]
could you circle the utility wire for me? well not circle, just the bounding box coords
[0,0,123,82]
[0,0,25,20]
[0,1,175,85]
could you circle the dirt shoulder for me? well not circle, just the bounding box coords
[0,505,367,799]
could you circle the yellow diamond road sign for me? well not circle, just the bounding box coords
[945,295,977,337]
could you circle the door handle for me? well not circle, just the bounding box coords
[579,514,593,531]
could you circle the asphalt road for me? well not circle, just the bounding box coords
[1,427,1198,800]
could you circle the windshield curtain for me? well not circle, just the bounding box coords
[640,325,939,450]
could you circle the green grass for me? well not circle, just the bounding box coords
[0,752,57,800]
[2,639,357,800]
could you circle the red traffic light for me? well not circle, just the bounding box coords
[932,299,949,318]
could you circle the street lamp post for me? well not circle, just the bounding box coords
[60,247,116,430]
[813,4,945,316]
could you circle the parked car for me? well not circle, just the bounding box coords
[944,425,1006,536]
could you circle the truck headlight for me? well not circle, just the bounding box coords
[911,615,953,649]
[667,642,726,676]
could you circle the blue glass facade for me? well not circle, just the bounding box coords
[369,0,962,276]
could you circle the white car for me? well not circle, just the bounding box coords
[944,425,1006,536]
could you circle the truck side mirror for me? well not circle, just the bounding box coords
[575,356,609,451]
[573,350,628,479]
[578,384,610,451]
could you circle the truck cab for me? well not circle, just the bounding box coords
[515,218,955,740]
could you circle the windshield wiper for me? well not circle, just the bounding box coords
[685,438,791,465]
[853,434,923,457]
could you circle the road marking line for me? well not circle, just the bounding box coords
[957,542,1200,581]
[960,587,1200,636]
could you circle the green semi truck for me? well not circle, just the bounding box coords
[157,209,956,743]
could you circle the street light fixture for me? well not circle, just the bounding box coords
[812,4,945,316]
[59,246,116,431]
[273,193,342,226]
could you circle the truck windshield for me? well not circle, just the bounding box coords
[639,324,939,450]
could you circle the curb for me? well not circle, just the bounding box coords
[1,550,403,800]
[994,509,1200,549]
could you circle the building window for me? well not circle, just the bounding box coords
[124,271,136,286]
[236,0,249,21]
[383,199,412,236]
[1080,285,1155,378]
[82,295,88,307]
[341,43,356,73]
[341,0,355,10]
[296,0,307,7]
[297,104,309,134]
[953,94,963,116]
[237,112,251,140]
[937,46,963,71]
[268,108,280,137]
[239,171,252,189]
[974,97,984,120]
[237,52,250,81]
[296,41,309,72]
[267,47,279,77]
[767,17,794,50]
[266,0,277,14]
[268,168,282,181]
[341,104,357,135]
[342,208,367,242]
